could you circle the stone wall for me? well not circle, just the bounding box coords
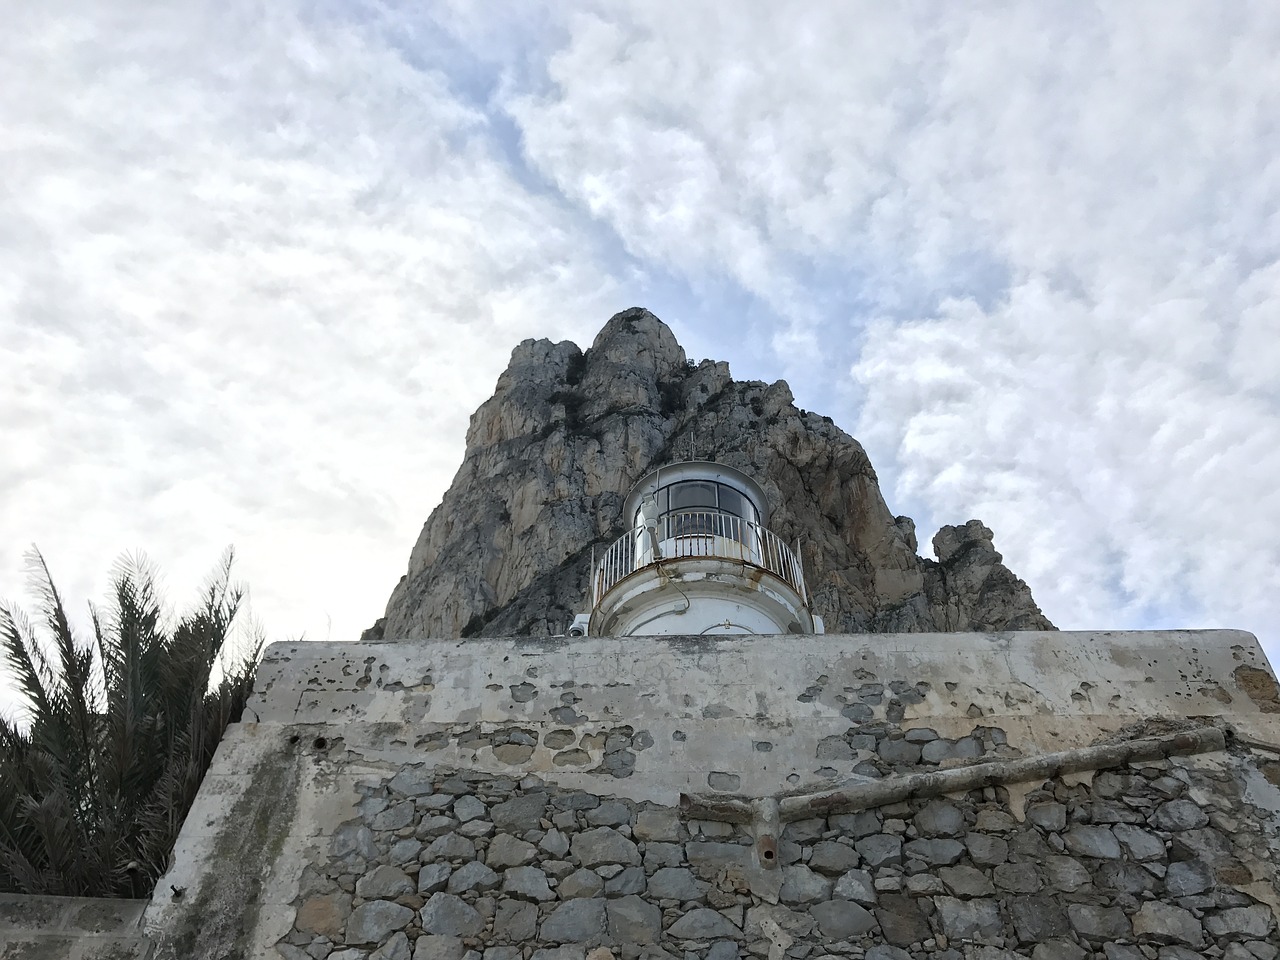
[275,749,1279,960]
[0,895,152,959]
[141,630,1280,959]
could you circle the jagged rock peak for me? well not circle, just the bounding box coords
[365,307,1052,640]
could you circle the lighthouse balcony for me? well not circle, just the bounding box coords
[589,510,819,637]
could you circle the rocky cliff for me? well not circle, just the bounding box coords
[367,308,1052,640]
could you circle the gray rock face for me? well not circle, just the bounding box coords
[833,869,877,905]
[855,834,903,868]
[367,308,1053,640]
[540,900,606,943]
[502,866,555,901]
[1132,902,1204,947]
[809,900,876,938]
[914,802,965,837]
[904,838,965,865]
[571,827,640,867]
[558,868,603,899]
[348,901,414,944]
[808,840,861,874]
[356,865,415,899]
[446,861,500,894]
[668,908,743,940]
[936,897,1002,940]
[1063,825,1121,860]
[1067,903,1131,941]
[491,795,547,833]
[606,896,662,944]
[420,893,485,937]
[779,865,832,904]
[648,867,709,900]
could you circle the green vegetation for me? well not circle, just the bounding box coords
[0,549,261,897]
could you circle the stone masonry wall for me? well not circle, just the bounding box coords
[144,631,1280,959]
[277,742,1279,960]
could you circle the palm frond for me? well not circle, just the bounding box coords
[0,547,263,897]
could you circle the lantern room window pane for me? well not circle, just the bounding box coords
[716,486,746,520]
[667,481,716,511]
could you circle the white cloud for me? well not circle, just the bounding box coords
[4,0,1279,722]
[0,0,621,706]
[504,3,1280,658]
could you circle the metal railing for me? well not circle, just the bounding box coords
[592,510,808,608]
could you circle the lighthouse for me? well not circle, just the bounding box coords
[579,460,823,637]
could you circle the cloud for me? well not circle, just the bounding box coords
[504,3,1280,654]
[3,0,1278,719]
[0,0,622,695]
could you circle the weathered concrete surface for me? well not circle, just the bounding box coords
[245,629,1280,800]
[0,895,151,959]
[143,629,1280,959]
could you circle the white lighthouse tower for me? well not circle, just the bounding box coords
[580,461,823,637]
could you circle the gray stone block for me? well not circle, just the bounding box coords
[833,868,876,905]
[779,865,832,904]
[572,827,641,867]
[420,893,485,937]
[873,895,931,947]
[633,810,681,842]
[501,866,555,901]
[1164,859,1213,897]
[938,865,994,898]
[493,899,538,940]
[936,896,1002,941]
[1010,896,1070,943]
[808,900,876,938]
[372,932,412,960]
[491,794,547,833]
[453,795,487,823]
[1064,825,1121,859]
[539,829,571,858]
[604,866,646,896]
[1133,901,1204,947]
[649,867,710,900]
[1067,903,1131,941]
[558,868,604,899]
[414,935,464,960]
[993,862,1041,894]
[348,900,414,944]
[1112,823,1165,861]
[903,838,965,866]
[1205,905,1275,939]
[540,899,607,943]
[607,895,662,944]
[486,834,537,868]
[1152,800,1210,832]
[667,907,743,940]
[1030,941,1087,960]
[586,801,633,827]
[357,865,416,899]
[446,861,500,895]
[914,802,965,837]
[1025,802,1067,833]
[686,841,752,877]
[854,834,902,868]
[426,833,477,862]
[965,833,1009,866]
[808,840,861,874]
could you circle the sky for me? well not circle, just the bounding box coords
[2,1,1278,711]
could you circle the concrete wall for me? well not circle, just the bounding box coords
[0,895,151,959]
[141,630,1280,959]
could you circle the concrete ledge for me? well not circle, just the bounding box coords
[0,895,152,959]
